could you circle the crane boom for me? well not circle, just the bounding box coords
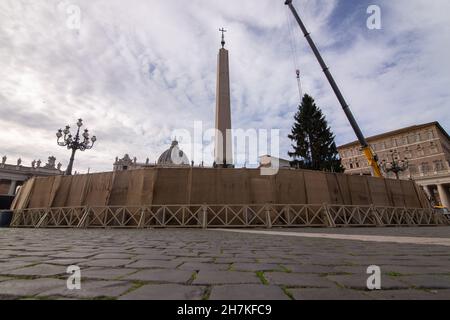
[284,0,382,178]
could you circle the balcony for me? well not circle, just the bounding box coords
[409,168,450,179]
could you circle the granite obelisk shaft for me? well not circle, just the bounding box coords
[214,47,233,167]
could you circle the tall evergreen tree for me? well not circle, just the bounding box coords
[288,94,344,172]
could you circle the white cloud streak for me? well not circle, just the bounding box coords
[0,0,448,173]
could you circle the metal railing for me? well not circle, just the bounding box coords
[10,204,449,229]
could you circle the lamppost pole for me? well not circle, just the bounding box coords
[66,148,77,176]
[56,119,97,176]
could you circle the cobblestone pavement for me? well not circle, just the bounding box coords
[0,227,449,300]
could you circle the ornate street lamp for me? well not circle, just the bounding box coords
[56,119,97,176]
[381,150,409,180]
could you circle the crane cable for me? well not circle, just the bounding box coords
[284,3,303,103]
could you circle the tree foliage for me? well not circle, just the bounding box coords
[288,94,344,173]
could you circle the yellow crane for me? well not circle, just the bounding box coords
[285,0,382,177]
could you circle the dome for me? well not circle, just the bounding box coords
[157,140,190,166]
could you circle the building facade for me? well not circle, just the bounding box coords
[337,122,450,208]
[113,140,191,172]
[0,156,63,196]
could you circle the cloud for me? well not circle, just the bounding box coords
[0,0,448,173]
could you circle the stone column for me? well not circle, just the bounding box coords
[437,184,450,208]
[423,185,433,201]
[8,180,17,196]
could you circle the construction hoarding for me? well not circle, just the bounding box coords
[12,168,429,210]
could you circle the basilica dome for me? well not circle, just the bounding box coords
[157,140,190,166]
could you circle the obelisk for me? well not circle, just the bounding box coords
[214,28,233,168]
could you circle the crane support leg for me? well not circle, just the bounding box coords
[363,146,383,177]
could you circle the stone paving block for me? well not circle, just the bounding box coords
[232,263,283,272]
[327,274,410,290]
[3,264,66,277]
[80,259,134,268]
[350,256,431,267]
[399,275,450,289]
[330,265,367,273]
[172,257,215,264]
[382,265,450,275]
[130,248,163,254]
[179,262,230,271]
[124,269,194,283]
[426,290,450,300]
[265,272,335,288]
[0,261,35,273]
[119,284,205,300]
[290,288,371,300]
[165,250,199,257]
[3,256,45,263]
[0,256,13,262]
[0,276,13,282]
[43,258,90,266]
[200,253,233,258]
[50,252,97,259]
[210,285,289,300]
[364,289,447,300]
[194,271,260,285]
[81,268,138,280]
[134,253,173,261]
[254,258,297,265]
[39,281,133,299]
[127,260,181,269]
[215,258,257,264]
[282,264,336,274]
[91,253,135,260]
[198,250,221,256]
[235,254,271,260]
[0,278,65,298]
[14,251,56,257]
[0,250,22,256]
[1,227,450,300]
[310,259,351,267]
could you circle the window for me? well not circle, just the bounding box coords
[420,162,430,174]
[417,146,425,157]
[350,163,354,169]
[415,133,421,142]
[428,130,435,140]
[430,142,438,154]
[392,139,398,147]
[434,160,444,172]
[405,147,412,159]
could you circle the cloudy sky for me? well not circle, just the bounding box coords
[1,0,449,173]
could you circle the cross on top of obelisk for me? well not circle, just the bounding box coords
[219,28,227,48]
